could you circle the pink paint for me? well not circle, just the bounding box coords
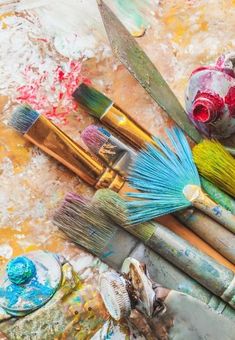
[16,60,91,125]
[192,91,224,123]
[185,53,235,139]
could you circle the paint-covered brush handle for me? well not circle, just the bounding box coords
[184,185,235,234]
[176,208,235,265]
[146,223,235,308]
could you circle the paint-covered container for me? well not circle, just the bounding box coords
[0,251,62,316]
[185,53,235,139]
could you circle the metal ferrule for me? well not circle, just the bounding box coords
[101,104,155,149]
[25,115,124,191]
[98,135,136,177]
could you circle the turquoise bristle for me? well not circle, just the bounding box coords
[127,127,201,224]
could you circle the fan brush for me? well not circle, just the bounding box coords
[193,139,235,198]
[125,127,235,234]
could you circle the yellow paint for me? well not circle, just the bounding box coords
[0,12,14,29]
[162,4,208,46]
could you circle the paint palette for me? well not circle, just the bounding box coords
[0,251,62,316]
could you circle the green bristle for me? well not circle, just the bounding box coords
[92,189,155,242]
[73,83,113,119]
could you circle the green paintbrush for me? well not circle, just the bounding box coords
[97,0,202,143]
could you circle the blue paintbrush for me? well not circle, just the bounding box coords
[126,127,235,233]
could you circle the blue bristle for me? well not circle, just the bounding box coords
[126,127,201,224]
[9,105,40,134]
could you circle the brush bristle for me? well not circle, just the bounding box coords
[93,189,128,225]
[193,140,235,197]
[126,127,201,224]
[92,189,155,242]
[73,83,113,118]
[81,125,110,154]
[53,193,117,257]
[9,105,40,134]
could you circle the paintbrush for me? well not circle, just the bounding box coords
[73,84,235,213]
[81,125,136,177]
[9,105,228,266]
[54,191,235,309]
[96,0,202,144]
[193,140,235,199]
[8,105,124,191]
[125,127,235,234]
[82,125,235,264]
[54,193,235,318]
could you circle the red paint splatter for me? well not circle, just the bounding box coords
[16,60,91,125]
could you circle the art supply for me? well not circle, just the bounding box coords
[74,84,232,210]
[94,190,235,266]
[9,106,230,268]
[193,139,235,198]
[176,208,235,264]
[126,127,235,234]
[9,105,124,191]
[53,193,235,317]
[83,126,235,263]
[100,258,235,340]
[185,53,235,139]
[200,177,235,215]
[96,0,202,143]
[55,192,235,309]
[81,125,136,177]
[0,251,61,316]
[73,83,154,149]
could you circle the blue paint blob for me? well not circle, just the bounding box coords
[0,277,54,310]
[7,256,36,285]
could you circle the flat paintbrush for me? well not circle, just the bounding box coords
[8,105,124,191]
[53,192,235,317]
[73,83,235,213]
[82,125,235,264]
[193,140,235,199]
[126,127,235,234]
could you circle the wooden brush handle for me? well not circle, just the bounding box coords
[184,185,235,234]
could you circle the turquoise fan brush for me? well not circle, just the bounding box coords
[127,127,235,233]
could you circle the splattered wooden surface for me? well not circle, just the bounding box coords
[1,0,235,338]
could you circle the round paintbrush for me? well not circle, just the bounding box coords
[125,127,235,234]
[193,139,235,199]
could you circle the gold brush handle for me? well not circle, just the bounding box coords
[184,185,235,234]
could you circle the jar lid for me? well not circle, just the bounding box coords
[0,251,61,315]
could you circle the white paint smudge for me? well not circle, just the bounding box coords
[0,244,13,259]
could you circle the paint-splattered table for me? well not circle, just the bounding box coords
[1,0,235,338]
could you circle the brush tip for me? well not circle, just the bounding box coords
[81,125,111,154]
[72,83,113,119]
[8,105,40,134]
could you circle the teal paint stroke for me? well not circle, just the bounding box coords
[0,277,53,310]
[107,0,158,34]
